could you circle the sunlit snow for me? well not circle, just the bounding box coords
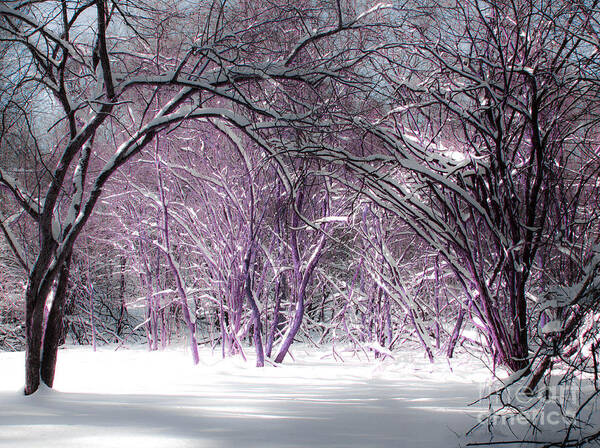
[2,345,596,447]
[0,345,495,448]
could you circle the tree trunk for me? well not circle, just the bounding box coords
[447,306,465,359]
[25,252,73,395]
[242,246,264,366]
[274,292,304,363]
[41,255,72,387]
[266,274,286,358]
[514,283,529,371]
[245,276,265,367]
[525,355,552,396]
[24,288,45,395]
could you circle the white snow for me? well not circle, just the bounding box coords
[314,216,349,224]
[541,319,563,334]
[0,345,595,447]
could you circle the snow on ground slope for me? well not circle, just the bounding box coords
[0,345,522,447]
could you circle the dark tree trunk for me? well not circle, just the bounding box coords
[514,283,529,371]
[41,255,72,387]
[24,290,44,395]
[447,306,465,359]
[25,253,73,395]
[243,248,264,367]
[115,256,127,338]
[266,274,286,358]
[525,355,552,396]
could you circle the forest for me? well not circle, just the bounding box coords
[1,0,600,446]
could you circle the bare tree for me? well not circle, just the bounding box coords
[309,0,600,374]
[0,0,388,394]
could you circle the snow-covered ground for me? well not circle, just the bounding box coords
[0,344,588,447]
